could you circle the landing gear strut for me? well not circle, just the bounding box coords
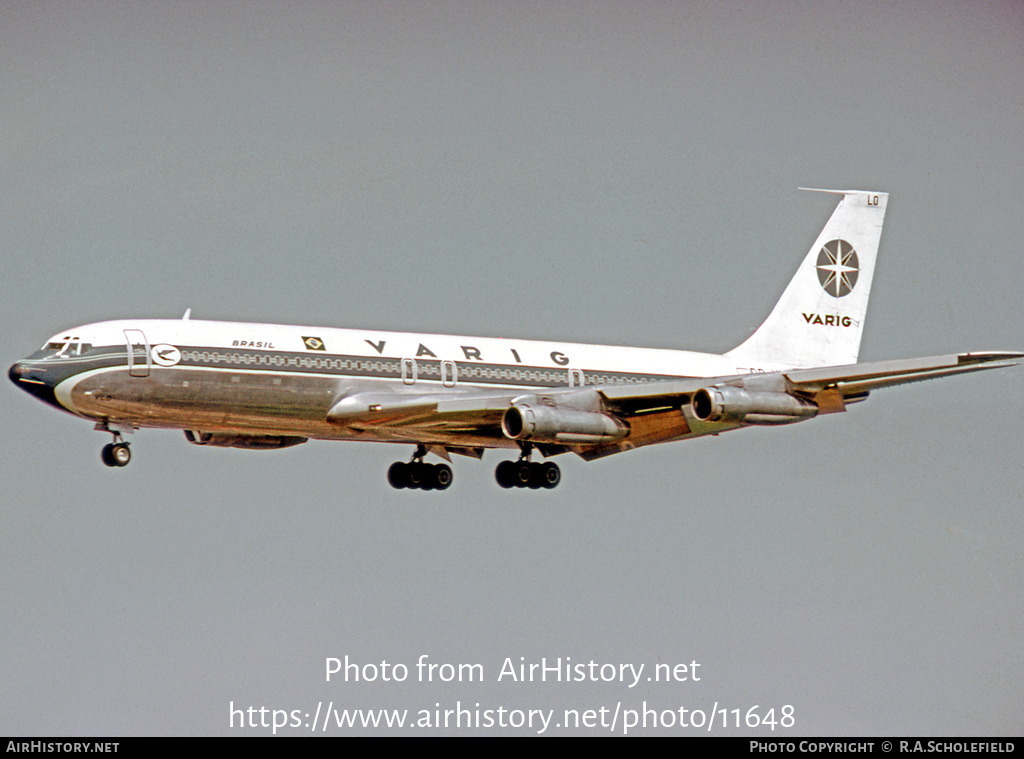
[388,444,453,491]
[495,444,560,489]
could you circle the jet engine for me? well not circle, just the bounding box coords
[502,401,627,444]
[184,431,308,449]
[690,386,818,425]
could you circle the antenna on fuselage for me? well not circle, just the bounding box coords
[182,308,192,321]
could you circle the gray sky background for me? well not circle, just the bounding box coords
[2,1,1022,736]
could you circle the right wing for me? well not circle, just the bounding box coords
[322,351,1021,460]
[582,351,1022,459]
[594,351,1023,416]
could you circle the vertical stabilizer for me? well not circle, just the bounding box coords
[726,189,888,370]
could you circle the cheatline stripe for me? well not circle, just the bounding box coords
[50,345,692,389]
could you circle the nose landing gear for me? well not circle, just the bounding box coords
[96,422,133,468]
[100,439,131,468]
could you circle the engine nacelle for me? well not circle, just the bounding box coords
[184,431,308,449]
[502,402,627,445]
[691,386,817,425]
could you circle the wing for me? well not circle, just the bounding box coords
[583,351,1023,459]
[323,352,1021,461]
[596,351,1024,412]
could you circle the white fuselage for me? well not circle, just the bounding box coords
[22,318,753,449]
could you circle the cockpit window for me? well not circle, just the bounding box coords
[40,338,91,357]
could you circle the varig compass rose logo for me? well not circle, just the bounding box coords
[816,239,859,297]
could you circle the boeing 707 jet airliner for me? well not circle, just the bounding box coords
[9,189,1021,491]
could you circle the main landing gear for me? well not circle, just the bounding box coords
[495,444,561,489]
[386,443,562,491]
[388,445,453,491]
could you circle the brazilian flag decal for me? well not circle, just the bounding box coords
[302,336,326,351]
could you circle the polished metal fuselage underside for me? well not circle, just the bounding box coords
[70,364,521,448]
[33,338,721,451]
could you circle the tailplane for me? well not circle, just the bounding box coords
[726,188,889,370]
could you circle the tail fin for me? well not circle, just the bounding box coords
[725,188,889,370]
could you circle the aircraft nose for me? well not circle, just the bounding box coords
[9,359,62,410]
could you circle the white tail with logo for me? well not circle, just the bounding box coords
[726,189,889,370]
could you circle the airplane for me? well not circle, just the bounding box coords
[9,188,1021,491]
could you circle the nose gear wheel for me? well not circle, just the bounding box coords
[97,423,132,468]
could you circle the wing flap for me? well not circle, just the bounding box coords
[573,408,695,461]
